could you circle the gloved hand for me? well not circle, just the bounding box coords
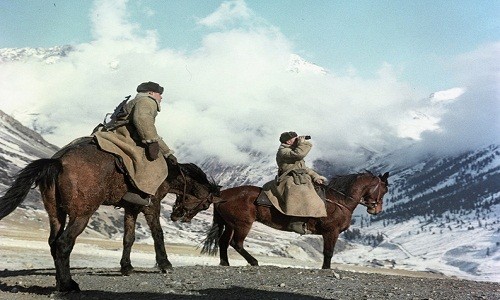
[314,176,328,185]
[146,142,159,161]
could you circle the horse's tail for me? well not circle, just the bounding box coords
[0,158,62,220]
[201,207,225,256]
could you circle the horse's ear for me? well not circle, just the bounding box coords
[381,172,389,181]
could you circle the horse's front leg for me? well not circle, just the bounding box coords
[120,208,139,275]
[322,230,340,269]
[143,201,172,272]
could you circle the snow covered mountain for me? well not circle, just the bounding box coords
[0,109,59,206]
[288,54,328,75]
[357,145,499,282]
[0,45,74,64]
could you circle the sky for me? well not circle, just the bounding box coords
[0,0,498,167]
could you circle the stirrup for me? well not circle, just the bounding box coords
[122,192,152,206]
[288,221,311,235]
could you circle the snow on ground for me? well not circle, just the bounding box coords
[349,206,500,282]
[1,197,498,283]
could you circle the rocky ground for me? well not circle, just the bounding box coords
[1,265,499,300]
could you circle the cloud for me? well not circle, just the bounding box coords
[197,0,252,28]
[411,42,500,157]
[430,87,465,103]
[0,0,498,168]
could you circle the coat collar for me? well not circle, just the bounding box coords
[135,92,161,112]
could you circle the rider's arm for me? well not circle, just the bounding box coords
[132,98,173,155]
[278,140,312,161]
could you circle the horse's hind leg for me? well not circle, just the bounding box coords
[49,210,66,260]
[143,202,172,272]
[54,215,91,292]
[41,186,66,260]
[230,225,258,266]
[218,227,234,266]
[120,208,139,275]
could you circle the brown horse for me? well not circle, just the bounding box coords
[201,171,389,269]
[0,142,221,292]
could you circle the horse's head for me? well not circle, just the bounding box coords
[168,162,223,222]
[360,172,389,215]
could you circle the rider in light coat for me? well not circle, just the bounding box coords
[93,81,176,205]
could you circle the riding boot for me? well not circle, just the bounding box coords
[288,221,311,235]
[122,192,152,206]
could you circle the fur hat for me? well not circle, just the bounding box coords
[279,131,298,143]
[137,81,164,94]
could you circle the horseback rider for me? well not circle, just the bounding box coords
[276,131,327,234]
[93,81,176,206]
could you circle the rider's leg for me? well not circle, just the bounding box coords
[122,192,151,206]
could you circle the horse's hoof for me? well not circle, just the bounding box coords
[121,265,135,276]
[57,279,81,292]
[159,265,173,273]
[219,261,230,266]
[157,260,173,273]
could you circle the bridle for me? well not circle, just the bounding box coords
[327,175,384,210]
[172,168,217,220]
[360,176,384,209]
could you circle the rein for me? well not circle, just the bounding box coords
[325,197,351,211]
[179,167,187,205]
[328,176,383,209]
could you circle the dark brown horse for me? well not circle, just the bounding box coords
[201,171,389,269]
[0,142,221,292]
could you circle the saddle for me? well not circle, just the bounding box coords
[255,191,273,207]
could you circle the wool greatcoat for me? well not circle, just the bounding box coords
[262,139,327,217]
[93,93,173,195]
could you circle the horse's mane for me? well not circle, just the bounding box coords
[179,163,220,192]
[326,171,373,195]
[179,163,209,183]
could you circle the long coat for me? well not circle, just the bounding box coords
[93,93,172,195]
[276,140,321,180]
[264,140,327,217]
